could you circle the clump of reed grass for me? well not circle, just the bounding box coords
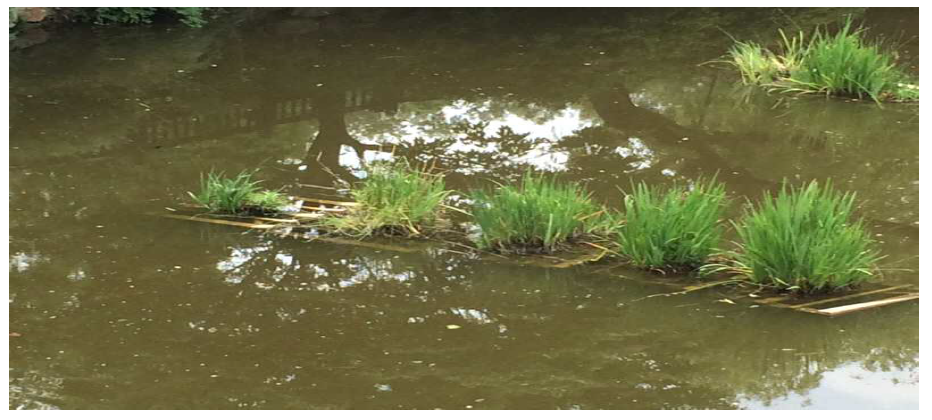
[614,177,728,271]
[318,160,450,237]
[189,170,260,214]
[726,17,918,103]
[707,180,880,294]
[728,40,784,86]
[188,170,290,215]
[471,172,602,254]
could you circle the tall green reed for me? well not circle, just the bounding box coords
[615,177,728,271]
[319,159,450,237]
[727,16,918,103]
[189,170,290,215]
[717,180,880,293]
[189,170,262,214]
[471,172,601,254]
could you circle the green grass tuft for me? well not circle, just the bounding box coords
[188,170,289,215]
[727,17,918,103]
[189,170,261,214]
[245,190,290,214]
[719,180,881,294]
[319,160,451,237]
[727,41,784,86]
[615,177,728,271]
[471,172,601,254]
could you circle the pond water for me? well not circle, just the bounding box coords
[9,8,918,409]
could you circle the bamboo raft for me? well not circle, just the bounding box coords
[751,284,918,316]
[162,196,919,317]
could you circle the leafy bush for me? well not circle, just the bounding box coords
[712,180,881,293]
[319,160,450,237]
[615,177,728,271]
[75,7,212,28]
[471,172,601,254]
[94,7,158,25]
[171,7,208,28]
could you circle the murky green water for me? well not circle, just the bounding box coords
[9,8,918,409]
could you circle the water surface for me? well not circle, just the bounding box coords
[9,8,918,409]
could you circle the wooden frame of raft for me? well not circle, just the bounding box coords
[162,197,919,317]
[753,284,918,316]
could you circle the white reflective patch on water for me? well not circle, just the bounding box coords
[739,360,919,409]
[66,269,86,282]
[345,99,599,173]
[10,252,45,273]
[449,307,495,324]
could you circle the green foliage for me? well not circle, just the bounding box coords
[727,41,782,85]
[786,19,904,101]
[171,7,208,28]
[471,172,601,254]
[94,7,157,25]
[189,170,260,214]
[188,170,288,215]
[319,160,450,237]
[9,8,20,39]
[10,8,20,29]
[727,17,918,102]
[245,190,290,214]
[890,82,920,101]
[88,7,210,28]
[615,177,728,271]
[714,180,880,293]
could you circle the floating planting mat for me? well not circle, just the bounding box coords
[161,197,419,253]
[752,284,918,316]
[591,258,919,316]
[162,195,917,316]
